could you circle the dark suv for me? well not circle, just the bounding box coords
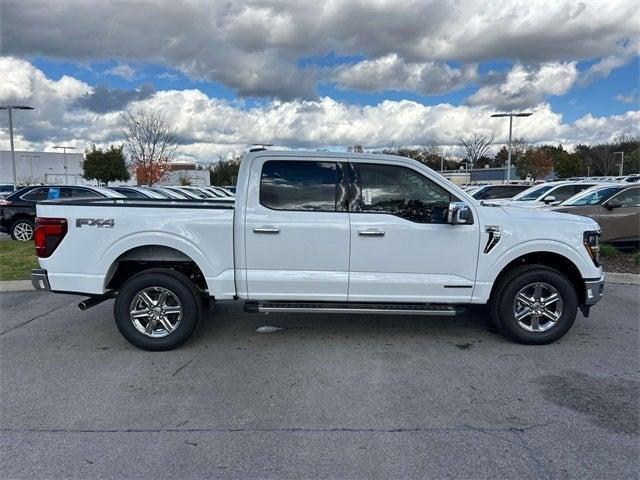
[0,185,121,241]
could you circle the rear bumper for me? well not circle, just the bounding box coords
[583,275,605,306]
[31,269,51,291]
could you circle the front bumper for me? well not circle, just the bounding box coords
[583,275,605,306]
[31,269,51,291]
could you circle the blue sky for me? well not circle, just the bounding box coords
[1,1,639,159]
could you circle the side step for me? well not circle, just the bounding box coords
[244,301,462,316]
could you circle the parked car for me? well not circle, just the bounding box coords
[222,185,237,194]
[624,174,640,183]
[552,184,639,249]
[0,185,124,241]
[470,184,531,201]
[31,150,604,350]
[163,186,203,199]
[0,184,15,199]
[109,186,166,199]
[493,181,601,207]
[208,186,235,197]
[146,187,189,199]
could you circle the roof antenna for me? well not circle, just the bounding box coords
[250,143,274,152]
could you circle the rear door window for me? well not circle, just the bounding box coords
[260,161,340,212]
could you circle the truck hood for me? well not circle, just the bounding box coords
[499,205,600,230]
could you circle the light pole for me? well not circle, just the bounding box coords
[0,105,34,189]
[614,151,624,176]
[21,153,40,183]
[491,112,532,183]
[53,145,76,185]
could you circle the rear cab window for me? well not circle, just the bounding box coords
[260,160,342,211]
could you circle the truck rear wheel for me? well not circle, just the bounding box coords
[114,268,203,351]
[490,265,578,345]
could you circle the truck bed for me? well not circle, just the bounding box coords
[35,198,236,297]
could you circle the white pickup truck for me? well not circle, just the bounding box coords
[31,150,605,350]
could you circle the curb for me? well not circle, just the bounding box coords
[1,272,638,293]
[605,272,640,285]
[0,280,34,292]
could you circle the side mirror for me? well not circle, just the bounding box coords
[447,201,473,225]
[543,195,556,204]
[605,200,622,210]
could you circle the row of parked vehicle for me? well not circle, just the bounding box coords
[463,180,639,248]
[0,184,235,241]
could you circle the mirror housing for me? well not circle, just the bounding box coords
[543,195,556,204]
[605,199,622,210]
[447,201,473,225]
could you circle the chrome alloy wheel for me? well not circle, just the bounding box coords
[13,222,33,241]
[513,282,563,333]
[129,287,183,338]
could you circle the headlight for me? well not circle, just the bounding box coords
[583,231,601,267]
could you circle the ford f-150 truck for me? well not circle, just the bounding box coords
[31,150,605,350]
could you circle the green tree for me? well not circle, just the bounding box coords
[554,151,582,178]
[82,144,130,185]
[210,153,242,186]
[177,172,192,186]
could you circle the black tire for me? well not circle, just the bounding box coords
[114,268,203,351]
[490,265,578,345]
[10,218,34,241]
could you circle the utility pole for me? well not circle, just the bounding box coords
[491,112,532,183]
[614,151,625,176]
[53,145,77,185]
[0,105,34,189]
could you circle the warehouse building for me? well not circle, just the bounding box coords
[0,150,89,186]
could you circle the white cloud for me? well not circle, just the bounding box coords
[1,58,638,162]
[466,62,579,109]
[106,64,136,81]
[1,0,638,98]
[330,55,477,95]
[614,90,638,104]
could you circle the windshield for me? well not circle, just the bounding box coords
[512,184,555,201]
[561,186,621,206]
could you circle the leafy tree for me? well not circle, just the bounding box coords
[554,151,582,178]
[121,109,176,185]
[82,144,130,185]
[515,147,554,180]
[494,138,528,167]
[210,154,242,186]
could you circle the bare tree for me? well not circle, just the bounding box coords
[121,110,177,185]
[456,132,495,168]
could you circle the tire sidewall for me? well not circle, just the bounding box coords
[498,269,578,344]
[114,271,201,351]
[11,219,34,241]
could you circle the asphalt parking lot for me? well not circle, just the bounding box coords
[1,285,638,479]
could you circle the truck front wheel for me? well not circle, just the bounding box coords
[114,268,203,351]
[490,265,578,345]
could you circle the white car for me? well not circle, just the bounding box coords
[31,150,604,350]
[490,181,601,208]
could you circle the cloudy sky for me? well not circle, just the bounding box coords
[1,0,639,162]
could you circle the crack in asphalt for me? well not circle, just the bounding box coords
[0,298,78,336]
[1,423,552,434]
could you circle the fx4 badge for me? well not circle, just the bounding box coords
[76,218,115,228]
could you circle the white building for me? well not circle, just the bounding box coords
[0,150,90,186]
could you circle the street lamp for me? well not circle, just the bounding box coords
[491,112,532,183]
[53,145,77,185]
[21,153,40,183]
[0,105,34,189]
[614,151,625,176]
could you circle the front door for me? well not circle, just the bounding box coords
[244,158,350,301]
[347,162,480,303]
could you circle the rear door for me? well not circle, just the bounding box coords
[594,187,640,243]
[244,158,350,301]
[347,162,479,303]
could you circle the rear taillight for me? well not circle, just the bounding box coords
[0,199,11,206]
[34,217,68,258]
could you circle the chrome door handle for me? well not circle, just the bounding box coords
[358,229,385,237]
[253,227,280,234]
